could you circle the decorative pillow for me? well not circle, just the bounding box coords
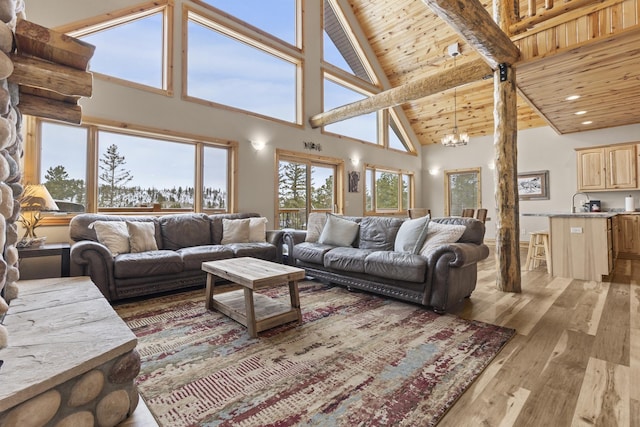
[89,221,130,256]
[305,212,328,243]
[249,217,268,242]
[127,221,158,253]
[221,218,251,244]
[394,215,431,254]
[419,221,467,257]
[318,214,359,247]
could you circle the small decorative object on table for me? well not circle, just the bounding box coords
[17,184,59,247]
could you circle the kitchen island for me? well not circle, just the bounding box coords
[522,212,617,281]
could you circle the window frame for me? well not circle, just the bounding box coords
[23,116,238,226]
[363,164,415,216]
[444,167,482,216]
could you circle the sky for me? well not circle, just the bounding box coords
[42,0,399,191]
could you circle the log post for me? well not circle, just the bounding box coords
[494,0,521,292]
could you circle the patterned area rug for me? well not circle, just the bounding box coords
[115,282,515,426]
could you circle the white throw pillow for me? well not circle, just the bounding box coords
[249,217,268,242]
[394,215,431,254]
[89,221,130,256]
[318,214,359,247]
[221,218,251,244]
[419,221,467,258]
[305,212,328,243]
[127,221,158,253]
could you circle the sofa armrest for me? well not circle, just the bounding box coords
[427,242,490,268]
[70,241,117,301]
[266,229,285,263]
[283,230,307,265]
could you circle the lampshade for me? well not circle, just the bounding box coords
[20,184,59,212]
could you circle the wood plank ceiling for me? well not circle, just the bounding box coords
[344,0,640,145]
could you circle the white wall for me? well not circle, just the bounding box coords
[422,123,640,240]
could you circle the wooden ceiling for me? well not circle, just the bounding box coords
[343,0,640,145]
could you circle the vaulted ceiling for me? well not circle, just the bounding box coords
[342,0,640,145]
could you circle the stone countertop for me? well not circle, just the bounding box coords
[522,212,620,218]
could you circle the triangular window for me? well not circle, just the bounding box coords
[388,111,413,153]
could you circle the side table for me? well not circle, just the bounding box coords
[17,242,71,277]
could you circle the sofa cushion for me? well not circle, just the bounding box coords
[305,212,328,243]
[210,213,258,245]
[318,214,359,247]
[127,221,158,253]
[358,217,405,251]
[178,245,234,270]
[419,221,467,257]
[226,242,277,260]
[160,213,211,250]
[364,251,427,283]
[394,215,430,254]
[113,250,183,278]
[292,241,336,265]
[249,217,268,242]
[221,218,251,244]
[324,247,375,273]
[90,221,130,256]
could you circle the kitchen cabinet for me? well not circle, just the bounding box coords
[616,214,640,259]
[576,144,637,191]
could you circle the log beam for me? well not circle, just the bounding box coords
[421,0,520,68]
[310,58,492,128]
[9,54,93,97]
[18,93,82,124]
[15,20,95,71]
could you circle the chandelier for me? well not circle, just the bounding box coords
[441,55,469,147]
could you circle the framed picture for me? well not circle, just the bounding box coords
[518,170,549,200]
[348,171,360,193]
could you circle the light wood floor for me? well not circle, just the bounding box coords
[120,248,639,426]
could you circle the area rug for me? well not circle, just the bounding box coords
[115,282,515,427]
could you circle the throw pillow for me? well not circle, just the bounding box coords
[419,221,467,258]
[127,221,158,253]
[318,214,359,247]
[394,215,431,254]
[249,217,268,242]
[89,221,130,256]
[221,218,251,244]
[305,212,328,243]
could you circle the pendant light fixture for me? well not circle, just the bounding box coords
[441,46,469,148]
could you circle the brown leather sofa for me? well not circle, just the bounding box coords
[284,216,489,313]
[69,212,283,302]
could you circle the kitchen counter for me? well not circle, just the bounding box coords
[522,212,618,218]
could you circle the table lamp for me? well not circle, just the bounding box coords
[18,184,59,247]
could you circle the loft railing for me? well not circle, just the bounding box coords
[277,208,332,230]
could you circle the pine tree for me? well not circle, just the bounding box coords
[98,144,133,206]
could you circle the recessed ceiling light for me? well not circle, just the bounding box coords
[582,121,593,125]
[565,95,580,101]
[575,111,587,115]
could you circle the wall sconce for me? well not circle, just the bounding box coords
[428,167,440,176]
[488,161,495,170]
[350,157,360,167]
[250,140,266,151]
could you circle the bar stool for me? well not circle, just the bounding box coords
[525,231,552,274]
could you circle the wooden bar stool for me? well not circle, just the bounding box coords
[525,231,552,274]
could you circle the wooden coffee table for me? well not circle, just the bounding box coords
[202,257,306,338]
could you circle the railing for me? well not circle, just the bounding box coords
[277,208,332,229]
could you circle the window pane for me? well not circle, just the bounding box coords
[81,13,163,88]
[187,19,297,123]
[402,175,409,210]
[97,132,194,209]
[41,122,87,212]
[203,145,228,210]
[375,171,399,210]
[311,165,334,211]
[365,169,373,211]
[324,79,376,142]
[447,171,479,215]
[278,160,307,228]
[389,117,409,152]
[199,0,296,45]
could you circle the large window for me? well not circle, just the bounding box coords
[30,119,235,215]
[323,77,377,143]
[364,165,414,215]
[444,168,481,216]
[276,151,343,229]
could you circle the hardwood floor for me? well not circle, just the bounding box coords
[120,248,638,426]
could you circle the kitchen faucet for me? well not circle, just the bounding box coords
[571,192,590,213]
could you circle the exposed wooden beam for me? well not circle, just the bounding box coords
[18,93,82,124]
[309,58,492,128]
[9,54,93,97]
[421,0,520,68]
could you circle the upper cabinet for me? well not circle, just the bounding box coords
[576,144,637,191]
